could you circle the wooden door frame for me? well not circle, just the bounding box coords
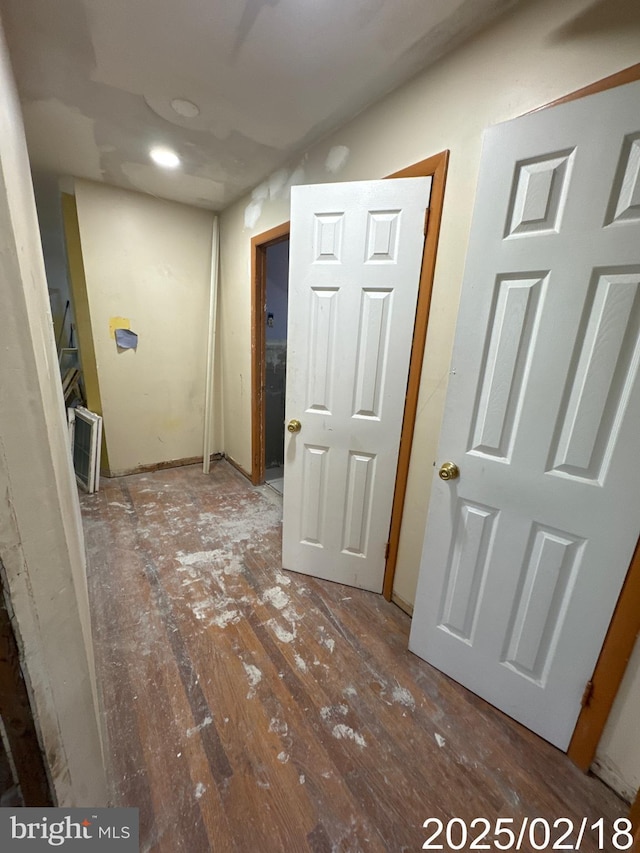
[568,533,640,769]
[382,153,449,599]
[250,152,450,593]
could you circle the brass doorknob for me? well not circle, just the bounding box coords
[439,461,459,481]
[287,419,302,433]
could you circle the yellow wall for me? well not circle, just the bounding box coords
[62,194,102,412]
[74,179,222,475]
[62,192,110,469]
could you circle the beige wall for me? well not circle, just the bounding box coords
[593,638,640,803]
[74,180,222,475]
[218,0,640,796]
[0,21,105,805]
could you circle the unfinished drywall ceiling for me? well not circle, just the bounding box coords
[0,0,521,210]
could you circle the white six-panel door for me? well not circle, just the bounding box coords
[410,80,640,749]
[282,178,430,592]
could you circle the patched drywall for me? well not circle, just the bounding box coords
[73,179,221,475]
[325,145,350,175]
[0,22,105,805]
[2,0,524,210]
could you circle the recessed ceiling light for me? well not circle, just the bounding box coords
[171,98,200,118]
[150,147,181,169]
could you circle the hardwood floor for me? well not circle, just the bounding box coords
[82,460,625,852]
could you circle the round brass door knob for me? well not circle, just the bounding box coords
[439,461,459,481]
[287,419,302,433]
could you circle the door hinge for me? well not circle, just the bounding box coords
[424,207,430,236]
[384,542,390,559]
[581,679,595,708]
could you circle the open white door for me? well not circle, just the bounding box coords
[282,177,430,592]
[410,80,640,749]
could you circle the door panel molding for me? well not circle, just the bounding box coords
[404,67,640,768]
[283,177,430,590]
[409,76,640,750]
[250,153,449,594]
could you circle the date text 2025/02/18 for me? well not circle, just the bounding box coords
[421,816,635,850]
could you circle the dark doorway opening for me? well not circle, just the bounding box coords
[263,239,289,495]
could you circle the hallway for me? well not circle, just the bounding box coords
[81,461,625,852]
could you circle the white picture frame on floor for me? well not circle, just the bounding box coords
[68,406,102,494]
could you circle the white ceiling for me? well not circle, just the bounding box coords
[1,0,521,211]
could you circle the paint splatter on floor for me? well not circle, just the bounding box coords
[210,609,240,629]
[262,586,290,610]
[268,718,288,736]
[332,724,367,748]
[320,705,348,722]
[392,685,415,710]
[268,619,295,644]
[82,461,625,853]
[243,663,262,698]
[186,716,212,738]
